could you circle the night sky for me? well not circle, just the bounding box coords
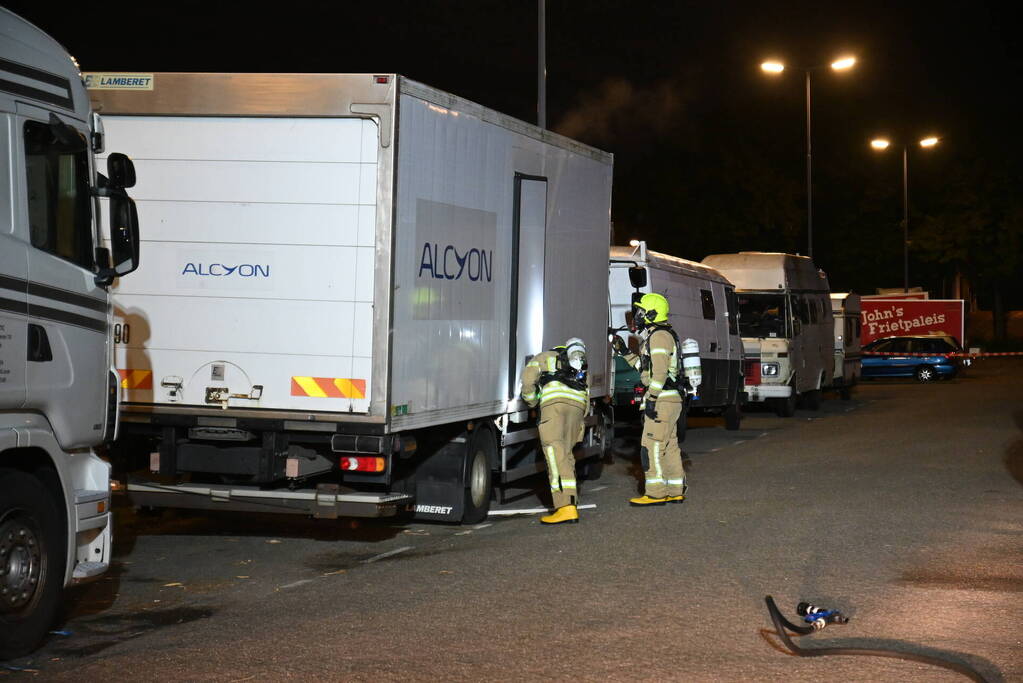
[9,0,1022,307]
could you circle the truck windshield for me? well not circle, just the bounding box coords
[24,119,93,270]
[737,293,788,338]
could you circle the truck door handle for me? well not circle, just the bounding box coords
[28,324,53,362]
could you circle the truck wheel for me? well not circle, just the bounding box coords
[461,430,494,524]
[724,402,742,430]
[775,393,796,418]
[802,389,822,411]
[596,406,615,463]
[0,469,66,660]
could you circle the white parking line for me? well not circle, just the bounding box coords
[489,503,597,517]
[362,546,413,564]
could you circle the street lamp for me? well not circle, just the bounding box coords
[761,55,857,259]
[869,135,941,292]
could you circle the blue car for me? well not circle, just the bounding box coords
[861,335,965,382]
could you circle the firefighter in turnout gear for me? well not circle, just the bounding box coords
[521,338,590,524]
[614,293,697,506]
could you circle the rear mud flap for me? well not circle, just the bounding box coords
[408,438,466,522]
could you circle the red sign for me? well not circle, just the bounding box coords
[860,299,965,346]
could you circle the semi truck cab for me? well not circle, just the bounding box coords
[0,8,140,658]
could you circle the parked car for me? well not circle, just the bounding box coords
[861,335,967,382]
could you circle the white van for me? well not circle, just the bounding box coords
[610,242,744,430]
[829,293,861,400]
[701,252,833,417]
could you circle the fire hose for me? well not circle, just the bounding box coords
[764,596,989,682]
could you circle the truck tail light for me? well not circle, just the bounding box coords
[340,456,385,472]
[744,359,761,385]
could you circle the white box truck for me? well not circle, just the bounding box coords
[609,242,744,430]
[702,252,834,417]
[829,292,861,400]
[89,73,613,524]
[1,9,141,658]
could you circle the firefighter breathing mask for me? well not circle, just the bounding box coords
[565,337,586,371]
[632,293,670,328]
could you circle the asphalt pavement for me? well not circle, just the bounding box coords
[3,360,1021,681]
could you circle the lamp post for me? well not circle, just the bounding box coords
[869,136,941,292]
[761,56,856,259]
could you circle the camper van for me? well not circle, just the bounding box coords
[610,242,743,430]
[701,252,833,417]
[829,293,861,400]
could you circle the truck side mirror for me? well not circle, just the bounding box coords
[628,266,647,289]
[111,196,140,275]
[95,194,140,286]
[107,152,136,189]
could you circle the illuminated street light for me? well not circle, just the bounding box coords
[831,56,856,70]
[870,135,941,292]
[760,54,857,259]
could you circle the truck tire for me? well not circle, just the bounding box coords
[802,389,822,411]
[0,469,66,660]
[597,405,615,463]
[461,429,494,524]
[724,402,742,430]
[775,393,797,418]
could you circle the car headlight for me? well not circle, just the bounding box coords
[761,362,780,377]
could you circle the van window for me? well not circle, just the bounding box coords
[737,293,787,338]
[700,289,715,320]
[795,296,811,325]
[725,287,738,335]
[24,120,93,270]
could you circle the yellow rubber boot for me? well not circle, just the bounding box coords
[665,495,685,504]
[629,495,667,506]
[541,505,579,525]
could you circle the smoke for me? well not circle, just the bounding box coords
[553,77,689,145]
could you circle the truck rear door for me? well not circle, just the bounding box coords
[103,115,379,414]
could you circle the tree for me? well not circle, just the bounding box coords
[914,156,1023,340]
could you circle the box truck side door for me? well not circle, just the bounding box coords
[509,174,546,397]
[19,108,108,448]
[0,113,28,409]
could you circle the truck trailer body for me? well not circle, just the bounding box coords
[89,73,614,523]
[1,9,141,657]
[608,242,743,429]
[702,252,833,416]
